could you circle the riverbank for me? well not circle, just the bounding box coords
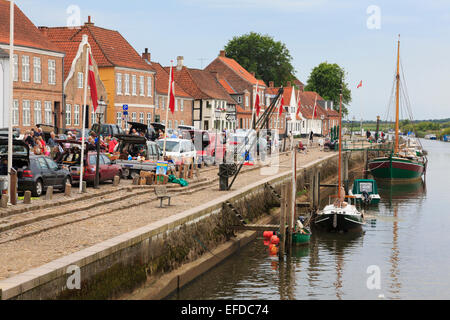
[0,144,369,300]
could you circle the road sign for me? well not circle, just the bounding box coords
[123,111,128,116]
[123,104,128,111]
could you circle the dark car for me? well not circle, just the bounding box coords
[0,138,72,197]
[19,155,72,197]
[127,122,158,141]
[91,123,124,138]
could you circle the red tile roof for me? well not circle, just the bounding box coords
[169,67,235,104]
[152,62,191,98]
[297,91,327,119]
[0,1,64,54]
[216,56,267,87]
[218,79,237,94]
[45,24,153,72]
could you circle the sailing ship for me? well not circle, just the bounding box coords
[314,88,365,232]
[368,35,427,181]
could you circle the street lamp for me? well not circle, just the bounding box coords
[94,99,106,189]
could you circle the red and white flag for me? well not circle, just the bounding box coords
[168,66,176,114]
[357,80,362,88]
[88,53,98,112]
[255,88,261,117]
[279,97,285,116]
[296,91,301,118]
[312,95,318,119]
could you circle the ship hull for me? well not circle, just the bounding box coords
[368,156,425,181]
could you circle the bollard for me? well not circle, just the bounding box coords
[64,183,72,197]
[1,194,9,208]
[23,190,32,204]
[45,186,54,200]
[9,168,17,206]
[81,181,87,193]
[127,186,133,192]
[113,176,120,187]
[132,176,140,185]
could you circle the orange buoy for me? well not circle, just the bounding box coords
[270,235,280,245]
[263,239,270,246]
[263,231,274,239]
[269,244,278,255]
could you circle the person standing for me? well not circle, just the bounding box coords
[309,130,314,147]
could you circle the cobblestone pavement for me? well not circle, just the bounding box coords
[0,144,332,280]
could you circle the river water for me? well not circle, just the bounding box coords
[167,139,450,300]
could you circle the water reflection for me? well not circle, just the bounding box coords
[166,140,447,300]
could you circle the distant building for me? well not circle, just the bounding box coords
[0,0,65,131]
[44,17,156,131]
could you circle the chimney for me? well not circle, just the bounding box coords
[85,16,94,26]
[269,81,274,88]
[287,81,291,87]
[142,48,151,62]
[176,56,184,71]
[219,50,226,57]
[251,72,255,77]
[39,26,49,37]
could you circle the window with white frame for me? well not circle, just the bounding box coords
[34,101,42,125]
[140,76,145,96]
[245,95,249,107]
[147,113,152,126]
[237,96,242,103]
[155,96,159,109]
[74,105,80,126]
[116,112,122,126]
[65,104,71,126]
[180,120,184,126]
[139,112,144,124]
[22,56,30,82]
[77,72,83,89]
[174,120,178,128]
[13,54,18,81]
[147,77,152,97]
[124,74,130,95]
[116,73,122,94]
[131,112,137,122]
[23,100,31,126]
[132,75,137,96]
[175,99,178,112]
[180,99,184,111]
[168,120,172,129]
[12,100,19,126]
[48,59,56,85]
[44,101,52,125]
[33,57,41,83]
[162,97,165,110]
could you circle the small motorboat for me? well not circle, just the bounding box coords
[349,179,381,205]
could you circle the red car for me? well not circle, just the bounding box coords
[70,152,122,183]
[181,130,226,165]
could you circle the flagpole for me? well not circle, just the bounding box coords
[79,44,90,193]
[162,61,173,157]
[7,0,14,200]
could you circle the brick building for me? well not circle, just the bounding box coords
[149,57,194,129]
[205,50,267,130]
[170,57,236,131]
[0,0,65,132]
[44,17,156,131]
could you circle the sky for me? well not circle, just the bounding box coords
[15,0,450,121]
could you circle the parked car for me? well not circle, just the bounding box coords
[91,123,124,138]
[0,138,72,197]
[156,138,197,165]
[113,134,171,179]
[127,122,158,141]
[181,130,226,165]
[55,140,122,184]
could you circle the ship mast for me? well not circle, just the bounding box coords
[338,87,343,202]
[394,35,400,154]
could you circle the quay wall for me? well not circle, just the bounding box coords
[0,150,365,300]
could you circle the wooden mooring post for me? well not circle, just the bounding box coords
[287,181,293,251]
[279,183,287,261]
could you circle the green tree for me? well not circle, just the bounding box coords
[304,62,352,116]
[224,32,296,87]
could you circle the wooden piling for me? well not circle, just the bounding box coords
[10,168,17,205]
[309,169,315,210]
[45,186,53,200]
[113,175,120,187]
[287,181,293,251]
[279,183,287,261]
[23,190,32,204]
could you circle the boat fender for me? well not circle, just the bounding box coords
[270,235,280,245]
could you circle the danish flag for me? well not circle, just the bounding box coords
[168,65,176,114]
[88,53,98,112]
